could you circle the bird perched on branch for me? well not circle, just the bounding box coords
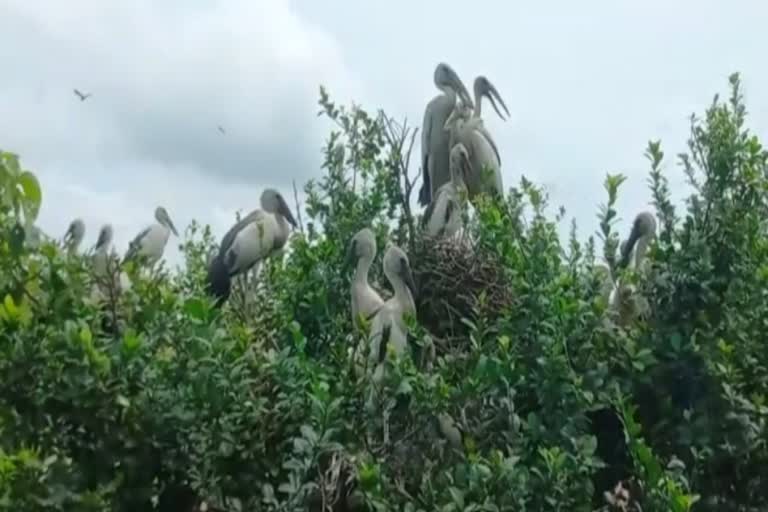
[62,218,86,254]
[347,228,385,331]
[123,206,179,268]
[206,189,297,307]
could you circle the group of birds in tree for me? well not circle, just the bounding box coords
[419,63,510,239]
[60,206,180,297]
[58,62,654,358]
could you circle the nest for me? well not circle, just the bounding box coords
[410,232,515,347]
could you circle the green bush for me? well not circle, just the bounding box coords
[0,74,766,511]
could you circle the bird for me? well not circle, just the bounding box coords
[90,224,131,301]
[618,212,657,271]
[418,63,474,207]
[365,243,417,387]
[122,207,179,268]
[217,125,226,135]
[470,75,510,123]
[347,228,385,331]
[206,188,297,306]
[444,76,509,201]
[73,89,92,101]
[422,142,471,238]
[92,224,115,277]
[62,218,86,254]
[611,211,657,325]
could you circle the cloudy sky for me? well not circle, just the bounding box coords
[2,0,767,267]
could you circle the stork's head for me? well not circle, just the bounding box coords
[473,76,510,121]
[619,211,657,269]
[383,243,417,298]
[260,188,298,228]
[346,227,377,266]
[155,206,179,237]
[95,224,114,251]
[434,62,473,110]
[63,218,86,245]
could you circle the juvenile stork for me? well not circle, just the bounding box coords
[91,224,131,300]
[423,142,471,238]
[418,62,474,207]
[611,211,657,325]
[92,224,114,278]
[63,218,86,254]
[123,207,179,267]
[206,188,297,306]
[444,76,509,201]
[347,228,385,331]
[366,243,417,387]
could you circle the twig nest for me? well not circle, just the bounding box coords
[410,232,514,345]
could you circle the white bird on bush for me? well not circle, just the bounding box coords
[62,218,86,254]
[423,142,471,239]
[206,188,297,306]
[444,76,508,201]
[347,228,385,331]
[92,224,114,277]
[90,224,131,300]
[611,211,657,325]
[366,243,417,386]
[418,62,474,207]
[123,207,179,267]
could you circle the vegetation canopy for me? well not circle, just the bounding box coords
[1,73,767,511]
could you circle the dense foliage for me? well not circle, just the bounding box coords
[1,74,767,511]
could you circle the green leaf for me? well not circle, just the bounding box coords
[18,171,42,222]
[3,294,18,319]
[79,325,93,346]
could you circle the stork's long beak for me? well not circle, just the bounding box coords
[166,215,179,237]
[448,69,473,111]
[400,260,417,298]
[277,196,298,228]
[619,225,641,269]
[481,78,510,121]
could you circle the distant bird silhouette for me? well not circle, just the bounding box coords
[73,89,92,101]
[217,125,226,135]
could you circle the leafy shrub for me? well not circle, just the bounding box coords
[0,74,766,511]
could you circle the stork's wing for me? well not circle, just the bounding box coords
[123,226,151,262]
[419,105,434,206]
[377,323,391,363]
[443,197,455,225]
[475,125,501,166]
[421,193,437,228]
[218,209,264,256]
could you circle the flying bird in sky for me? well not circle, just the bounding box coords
[217,125,226,135]
[73,89,92,101]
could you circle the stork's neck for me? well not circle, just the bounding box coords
[353,253,374,284]
[389,273,415,314]
[634,235,651,268]
[473,87,482,118]
[273,214,290,249]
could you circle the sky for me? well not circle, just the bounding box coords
[2,0,767,268]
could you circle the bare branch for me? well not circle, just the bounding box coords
[292,179,305,234]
